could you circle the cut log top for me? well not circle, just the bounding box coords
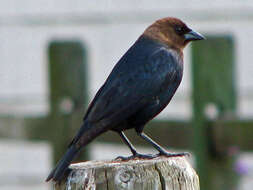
[54,156,199,190]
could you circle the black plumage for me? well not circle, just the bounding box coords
[46,17,204,182]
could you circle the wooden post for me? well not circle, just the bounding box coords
[54,157,199,190]
[25,41,89,164]
[48,41,89,164]
[191,36,238,190]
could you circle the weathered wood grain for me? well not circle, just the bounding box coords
[54,156,199,190]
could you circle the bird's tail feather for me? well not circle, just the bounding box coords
[45,144,80,182]
[46,121,106,182]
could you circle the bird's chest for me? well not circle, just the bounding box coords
[156,66,183,105]
[161,62,183,91]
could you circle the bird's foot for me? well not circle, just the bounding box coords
[115,151,189,161]
[158,151,190,157]
[115,153,157,161]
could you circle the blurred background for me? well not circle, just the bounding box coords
[0,1,253,190]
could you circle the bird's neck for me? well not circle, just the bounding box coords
[139,34,183,60]
[142,28,184,51]
[139,32,183,57]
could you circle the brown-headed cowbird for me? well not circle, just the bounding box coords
[46,17,204,182]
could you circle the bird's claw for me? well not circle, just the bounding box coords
[134,153,157,159]
[115,153,157,161]
[115,155,132,161]
[115,151,190,161]
[158,151,190,157]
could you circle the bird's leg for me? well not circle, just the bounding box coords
[118,131,138,156]
[115,131,156,160]
[137,132,190,157]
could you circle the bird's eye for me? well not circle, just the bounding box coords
[175,27,182,32]
[175,26,184,35]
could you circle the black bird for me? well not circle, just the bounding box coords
[46,17,204,182]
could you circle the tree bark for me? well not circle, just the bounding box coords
[54,156,199,190]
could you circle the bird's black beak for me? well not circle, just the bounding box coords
[184,30,205,41]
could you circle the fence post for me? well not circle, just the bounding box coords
[191,36,238,190]
[54,157,199,190]
[48,41,89,163]
[25,41,89,164]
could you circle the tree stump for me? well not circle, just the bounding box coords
[54,156,199,190]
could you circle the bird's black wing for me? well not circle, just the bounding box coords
[86,47,179,127]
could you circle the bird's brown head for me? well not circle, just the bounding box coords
[143,17,205,51]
